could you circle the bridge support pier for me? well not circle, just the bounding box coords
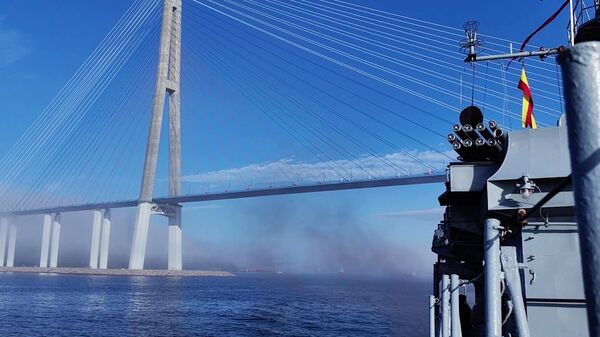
[168,206,182,270]
[129,202,152,269]
[39,214,52,268]
[6,220,17,267]
[99,209,111,269]
[89,209,102,268]
[0,218,8,266]
[49,213,61,268]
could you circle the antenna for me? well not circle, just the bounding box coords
[570,0,575,46]
[460,20,484,62]
[462,20,564,63]
[463,1,597,63]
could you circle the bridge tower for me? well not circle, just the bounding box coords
[129,0,183,270]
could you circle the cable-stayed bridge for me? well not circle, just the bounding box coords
[0,0,565,271]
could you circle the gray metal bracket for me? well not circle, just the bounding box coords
[501,246,531,337]
[150,203,180,218]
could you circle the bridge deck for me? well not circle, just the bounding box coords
[2,175,445,216]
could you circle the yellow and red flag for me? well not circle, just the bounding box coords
[518,68,537,129]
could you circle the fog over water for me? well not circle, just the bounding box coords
[10,198,435,277]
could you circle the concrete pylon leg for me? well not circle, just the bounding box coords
[89,210,102,268]
[0,218,8,267]
[168,0,182,199]
[39,214,52,268]
[99,210,111,269]
[49,214,61,268]
[136,0,182,269]
[6,221,17,267]
[168,206,182,270]
[138,0,176,203]
[129,202,152,270]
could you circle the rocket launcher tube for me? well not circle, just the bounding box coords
[453,124,469,140]
[476,123,495,140]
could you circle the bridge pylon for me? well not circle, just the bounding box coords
[129,0,183,270]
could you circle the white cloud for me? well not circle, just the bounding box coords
[0,15,32,67]
[183,149,453,190]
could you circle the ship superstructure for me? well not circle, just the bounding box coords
[429,4,600,336]
[431,108,583,337]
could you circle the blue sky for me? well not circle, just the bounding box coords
[0,0,574,275]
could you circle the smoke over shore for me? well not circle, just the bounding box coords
[10,198,435,277]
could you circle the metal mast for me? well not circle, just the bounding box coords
[130,0,182,270]
[560,6,600,335]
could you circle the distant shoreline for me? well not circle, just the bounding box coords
[0,267,235,277]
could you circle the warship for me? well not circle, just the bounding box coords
[429,3,600,337]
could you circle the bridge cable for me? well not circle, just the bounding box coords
[186,11,450,171]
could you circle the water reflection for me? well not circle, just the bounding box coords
[0,273,430,336]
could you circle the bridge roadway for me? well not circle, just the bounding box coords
[2,174,446,216]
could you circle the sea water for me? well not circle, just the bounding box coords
[0,273,430,336]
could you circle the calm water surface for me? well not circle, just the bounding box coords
[0,273,430,336]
